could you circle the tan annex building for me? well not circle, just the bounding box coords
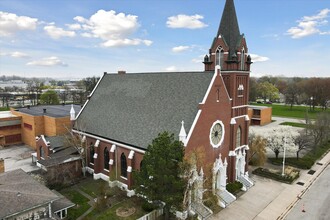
[11,105,81,149]
[248,105,272,126]
[0,111,22,146]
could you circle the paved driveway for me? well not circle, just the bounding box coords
[0,144,39,172]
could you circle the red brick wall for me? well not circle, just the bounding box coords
[185,71,232,178]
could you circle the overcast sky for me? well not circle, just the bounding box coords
[1,0,330,79]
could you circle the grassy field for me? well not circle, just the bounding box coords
[279,122,307,128]
[0,107,9,111]
[59,177,149,220]
[251,103,330,119]
[60,189,91,220]
[85,197,148,220]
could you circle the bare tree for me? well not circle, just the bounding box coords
[248,132,267,166]
[307,112,330,146]
[63,123,88,176]
[294,130,312,160]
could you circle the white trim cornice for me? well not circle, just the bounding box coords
[72,129,146,154]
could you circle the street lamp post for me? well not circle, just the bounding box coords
[310,96,314,111]
[282,135,287,176]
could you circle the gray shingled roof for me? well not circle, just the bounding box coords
[217,0,243,58]
[45,136,65,150]
[0,169,59,218]
[15,104,81,118]
[75,71,214,149]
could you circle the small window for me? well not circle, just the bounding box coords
[90,143,94,164]
[121,153,127,178]
[104,147,110,170]
[40,146,44,158]
[216,46,224,68]
[240,48,245,70]
[236,127,241,148]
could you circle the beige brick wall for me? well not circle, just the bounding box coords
[44,116,57,136]
[0,116,22,145]
[12,110,72,149]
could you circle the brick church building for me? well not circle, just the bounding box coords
[73,0,253,210]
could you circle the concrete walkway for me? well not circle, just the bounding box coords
[75,187,96,220]
[210,151,330,220]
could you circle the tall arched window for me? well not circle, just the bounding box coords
[121,153,127,178]
[104,147,109,170]
[236,127,241,148]
[139,160,144,171]
[240,48,245,70]
[40,146,44,158]
[90,142,94,164]
[216,46,224,68]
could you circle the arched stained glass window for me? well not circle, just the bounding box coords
[121,153,127,177]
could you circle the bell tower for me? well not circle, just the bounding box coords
[204,0,252,113]
[204,0,253,183]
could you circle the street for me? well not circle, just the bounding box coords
[285,164,330,220]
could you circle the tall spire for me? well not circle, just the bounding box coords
[217,0,241,59]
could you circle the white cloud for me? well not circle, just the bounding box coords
[44,25,76,39]
[11,51,29,58]
[167,14,207,29]
[26,56,67,67]
[250,54,269,62]
[66,23,81,30]
[191,55,205,63]
[0,51,29,58]
[102,38,152,47]
[73,10,151,47]
[172,45,190,53]
[287,8,330,39]
[165,66,177,71]
[0,11,38,36]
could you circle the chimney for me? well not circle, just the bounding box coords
[27,105,30,109]
[0,158,4,173]
[118,70,126,75]
[43,108,46,113]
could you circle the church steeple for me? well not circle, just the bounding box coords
[217,0,241,60]
[204,0,251,72]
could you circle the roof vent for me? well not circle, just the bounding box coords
[27,105,30,109]
[43,108,46,113]
[118,70,126,75]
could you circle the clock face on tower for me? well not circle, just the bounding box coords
[209,120,225,148]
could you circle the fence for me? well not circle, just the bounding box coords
[137,208,163,220]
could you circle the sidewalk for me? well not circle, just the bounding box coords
[210,151,330,220]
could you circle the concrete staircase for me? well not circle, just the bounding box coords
[238,175,254,190]
[217,190,236,208]
[191,202,213,219]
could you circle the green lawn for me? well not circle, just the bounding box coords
[251,103,330,119]
[85,197,148,220]
[60,189,91,220]
[0,107,9,111]
[59,177,149,220]
[279,122,307,128]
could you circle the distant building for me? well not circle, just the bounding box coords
[248,105,272,126]
[10,104,81,149]
[0,169,74,219]
[0,111,22,146]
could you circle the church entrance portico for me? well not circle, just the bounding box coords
[212,154,236,208]
[234,146,254,190]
